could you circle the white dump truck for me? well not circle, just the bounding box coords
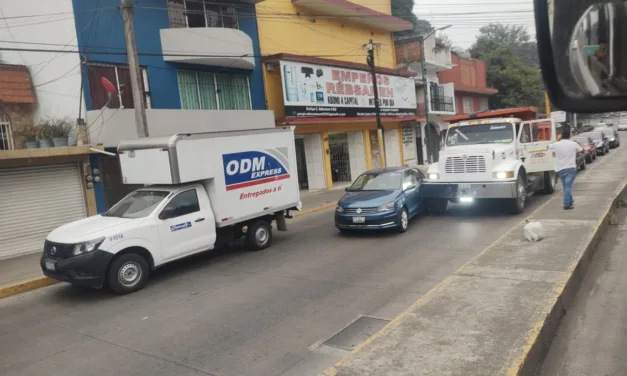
[40,127,301,294]
[422,108,558,214]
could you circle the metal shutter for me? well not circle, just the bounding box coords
[0,164,86,259]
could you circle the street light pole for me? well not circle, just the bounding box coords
[367,39,386,168]
[121,0,149,138]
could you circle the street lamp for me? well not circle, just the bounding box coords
[420,24,452,163]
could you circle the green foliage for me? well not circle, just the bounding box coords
[391,0,433,34]
[38,116,73,138]
[470,23,545,110]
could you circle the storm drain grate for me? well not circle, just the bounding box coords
[323,316,390,351]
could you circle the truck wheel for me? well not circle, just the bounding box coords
[509,175,526,214]
[247,220,272,251]
[107,253,149,295]
[541,171,556,194]
[427,198,448,214]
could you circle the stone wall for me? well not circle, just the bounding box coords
[3,103,35,149]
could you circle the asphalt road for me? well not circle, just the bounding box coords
[537,192,627,376]
[1,192,555,376]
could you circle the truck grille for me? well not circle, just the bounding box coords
[444,156,487,174]
[44,241,74,259]
[344,207,378,215]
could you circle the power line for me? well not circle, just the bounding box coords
[0,45,373,59]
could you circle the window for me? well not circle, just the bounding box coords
[87,64,151,110]
[479,97,489,111]
[0,111,13,150]
[463,97,474,114]
[177,71,252,110]
[519,123,532,143]
[167,0,240,29]
[161,189,200,218]
[403,170,418,190]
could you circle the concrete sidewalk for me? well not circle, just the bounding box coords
[0,187,345,299]
[324,148,627,376]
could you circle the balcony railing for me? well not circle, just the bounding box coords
[430,95,455,113]
[167,0,239,29]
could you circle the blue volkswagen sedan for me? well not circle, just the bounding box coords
[335,167,425,233]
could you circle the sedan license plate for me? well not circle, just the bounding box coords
[44,260,56,271]
[352,216,366,224]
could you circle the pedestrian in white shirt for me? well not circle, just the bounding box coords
[549,126,582,210]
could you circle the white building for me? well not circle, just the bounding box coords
[394,31,456,166]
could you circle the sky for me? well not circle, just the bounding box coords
[413,0,536,49]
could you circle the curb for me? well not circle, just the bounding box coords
[294,202,336,217]
[0,276,59,300]
[0,202,337,300]
[511,179,627,376]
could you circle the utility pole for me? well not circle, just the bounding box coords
[366,39,386,168]
[121,0,149,138]
[419,35,431,163]
[544,91,551,116]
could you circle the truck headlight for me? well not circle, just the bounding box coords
[377,202,396,212]
[494,171,515,179]
[72,237,105,256]
[427,173,439,180]
[610,137,615,141]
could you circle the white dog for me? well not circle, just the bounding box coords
[524,219,545,242]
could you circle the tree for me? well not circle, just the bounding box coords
[436,34,466,55]
[391,0,434,34]
[471,24,539,67]
[470,24,545,110]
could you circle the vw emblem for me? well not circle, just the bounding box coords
[356,208,362,214]
[461,154,468,160]
[50,246,57,255]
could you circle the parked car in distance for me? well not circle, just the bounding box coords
[581,131,610,155]
[572,136,597,163]
[618,119,627,131]
[335,167,424,233]
[596,127,620,148]
[576,148,586,170]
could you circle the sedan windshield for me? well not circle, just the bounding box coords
[103,190,170,219]
[446,123,514,146]
[585,133,604,141]
[349,172,402,191]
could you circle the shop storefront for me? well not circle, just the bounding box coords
[266,55,419,190]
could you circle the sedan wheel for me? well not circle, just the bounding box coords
[397,208,409,233]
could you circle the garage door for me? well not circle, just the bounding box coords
[0,164,86,259]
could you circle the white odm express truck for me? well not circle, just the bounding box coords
[422,115,558,214]
[40,127,302,294]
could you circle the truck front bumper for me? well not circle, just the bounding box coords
[421,181,517,200]
[40,250,114,289]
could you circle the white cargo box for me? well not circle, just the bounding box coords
[117,127,301,226]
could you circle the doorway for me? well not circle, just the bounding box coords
[295,137,309,189]
[328,133,352,183]
[424,122,440,163]
[416,134,424,165]
[369,129,382,169]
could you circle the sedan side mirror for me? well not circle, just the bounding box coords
[345,187,349,192]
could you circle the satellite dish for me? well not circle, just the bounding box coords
[100,77,118,95]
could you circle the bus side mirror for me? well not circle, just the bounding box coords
[534,0,627,112]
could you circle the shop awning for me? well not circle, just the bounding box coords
[276,115,426,125]
[453,86,498,95]
[291,0,413,32]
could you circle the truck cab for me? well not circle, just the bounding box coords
[422,107,557,214]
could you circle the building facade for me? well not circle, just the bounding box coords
[256,0,417,190]
[439,52,498,119]
[394,32,456,166]
[0,0,99,260]
[72,0,269,211]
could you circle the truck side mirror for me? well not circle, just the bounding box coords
[534,0,627,112]
[159,207,175,220]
